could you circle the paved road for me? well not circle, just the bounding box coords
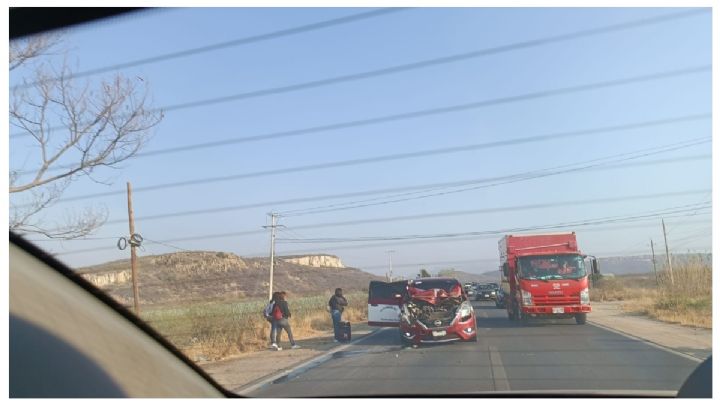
[250,302,705,397]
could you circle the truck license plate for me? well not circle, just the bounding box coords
[552,307,564,314]
[432,330,446,337]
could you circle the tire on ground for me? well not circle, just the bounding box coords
[575,313,587,325]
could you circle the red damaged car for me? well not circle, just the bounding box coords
[368,278,477,347]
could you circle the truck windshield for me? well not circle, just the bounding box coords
[517,255,586,280]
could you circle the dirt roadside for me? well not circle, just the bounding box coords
[198,323,376,392]
[589,301,712,361]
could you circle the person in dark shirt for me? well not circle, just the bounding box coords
[271,291,299,350]
[328,288,348,342]
[266,292,281,350]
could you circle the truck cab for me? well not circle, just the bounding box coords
[499,233,599,325]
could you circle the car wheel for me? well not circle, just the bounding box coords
[399,329,413,348]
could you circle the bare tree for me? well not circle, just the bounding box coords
[9,35,163,239]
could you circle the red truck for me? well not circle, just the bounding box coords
[499,232,598,325]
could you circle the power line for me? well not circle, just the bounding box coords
[31,188,711,246]
[29,127,710,207]
[9,9,711,140]
[249,218,711,256]
[13,110,710,177]
[81,154,704,225]
[276,203,711,244]
[22,236,119,242]
[277,138,710,216]
[10,8,409,91]
[275,189,710,233]
[143,238,193,252]
[52,207,710,257]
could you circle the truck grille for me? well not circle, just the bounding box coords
[533,295,580,306]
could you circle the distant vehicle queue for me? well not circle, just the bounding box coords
[367,232,600,348]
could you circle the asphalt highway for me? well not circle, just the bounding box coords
[249,301,706,397]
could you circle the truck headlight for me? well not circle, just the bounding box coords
[521,289,533,306]
[580,288,590,304]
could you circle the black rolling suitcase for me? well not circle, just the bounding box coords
[338,321,352,342]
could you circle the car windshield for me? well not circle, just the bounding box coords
[8,6,712,399]
[412,279,460,292]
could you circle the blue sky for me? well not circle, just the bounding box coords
[9,7,712,276]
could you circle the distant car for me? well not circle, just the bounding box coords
[474,284,497,301]
[464,284,476,298]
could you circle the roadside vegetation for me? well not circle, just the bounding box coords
[590,255,711,328]
[142,291,367,361]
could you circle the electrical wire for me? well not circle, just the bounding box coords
[276,202,711,244]
[247,217,711,257]
[13,112,710,177]
[10,8,408,91]
[30,133,710,208]
[277,138,710,217]
[9,9,709,139]
[51,208,710,257]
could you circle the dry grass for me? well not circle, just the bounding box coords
[141,291,368,361]
[591,256,712,329]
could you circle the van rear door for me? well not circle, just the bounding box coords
[367,280,407,327]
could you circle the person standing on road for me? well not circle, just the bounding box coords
[272,291,300,350]
[328,288,348,342]
[266,292,281,350]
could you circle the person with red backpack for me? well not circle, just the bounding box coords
[270,291,300,351]
[264,292,281,350]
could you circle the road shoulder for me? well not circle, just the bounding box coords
[589,302,711,361]
[198,323,376,394]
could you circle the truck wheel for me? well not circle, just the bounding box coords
[575,313,587,325]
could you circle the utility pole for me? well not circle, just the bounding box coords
[650,239,658,286]
[263,213,283,300]
[662,219,674,286]
[386,250,396,282]
[127,182,140,316]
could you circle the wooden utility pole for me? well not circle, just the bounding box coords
[127,182,140,315]
[650,239,658,286]
[661,219,674,286]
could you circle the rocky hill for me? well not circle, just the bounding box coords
[78,251,381,307]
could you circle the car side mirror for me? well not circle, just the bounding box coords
[591,258,599,275]
[502,263,509,278]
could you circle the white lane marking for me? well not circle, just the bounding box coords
[588,321,703,364]
[489,345,510,391]
[235,327,385,396]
